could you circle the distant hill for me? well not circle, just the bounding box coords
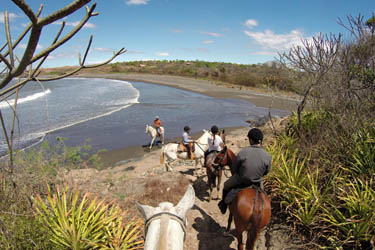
[40,60,298,93]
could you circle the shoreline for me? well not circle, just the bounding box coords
[75,73,300,112]
[69,73,298,167]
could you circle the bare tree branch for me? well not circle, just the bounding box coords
[0,53,12,70]
[5,11,15,68]
[11,0,37,24]
[0,5,42,55]
[37,0,91,27]
[30,3,97,65]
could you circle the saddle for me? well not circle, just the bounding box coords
[177,142,195,160]
[177,142,186,152]
[224,184,262,205]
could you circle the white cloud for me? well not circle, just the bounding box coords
[201,31,222,37]
[203,40,214,44]
[252,50,278,56]
[18,43,43,50]
[0,12,18,23]
[244,19,258,29]
[53,21,96,29]
[47,51,76,60]
[156,52,169,57]
[94,47,111,52]
[126,0,149,5]
[244,29,309,51]
[126,50,144,54]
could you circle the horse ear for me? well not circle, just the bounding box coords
[175,184,195,219]
[136,202,155,220]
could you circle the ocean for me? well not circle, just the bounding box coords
[0,77,290,157]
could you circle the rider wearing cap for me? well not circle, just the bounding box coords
[218,128,271,214]
[182,126,194,159]
[204,125,224,166]
[154,116,162,136]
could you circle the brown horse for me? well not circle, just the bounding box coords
[215,146,271,250]
[213,146,236,174]
[204,130,226,201]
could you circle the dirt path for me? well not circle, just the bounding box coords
[65,118,302,249]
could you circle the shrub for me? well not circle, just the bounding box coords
[34,184,143,250]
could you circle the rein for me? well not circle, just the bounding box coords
[194,141,207,152]
[144,212,187,240]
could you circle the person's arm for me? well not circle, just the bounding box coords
[232,152,243,174]
[264,156,271,176]
[183,133,193,143]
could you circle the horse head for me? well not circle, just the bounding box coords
[145,124,149,134]
[219,129,226,144]
[136,184,195,250]
[214,146,236,175]
[214,146,228,167]
[197,129,211,145]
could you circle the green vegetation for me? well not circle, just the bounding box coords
[48,59,297,93]
[34,185,143,250]
[266,14,375,249]
[0,139,143,249]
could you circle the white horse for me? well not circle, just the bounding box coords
[145,124,165,149]
[160,130,210,173]
[136,184,195,250]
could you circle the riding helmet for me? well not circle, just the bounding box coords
[247,128,263,143]
[184,126,190,132]
[210,125,219,134]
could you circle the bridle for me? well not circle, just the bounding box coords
[194,140,208,152]
[214,149,227,167]
[144,212,187,240]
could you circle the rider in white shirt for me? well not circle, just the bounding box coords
[182,126,194,159]
[204,125,224,166]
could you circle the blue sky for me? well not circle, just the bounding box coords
[1,0,374,68]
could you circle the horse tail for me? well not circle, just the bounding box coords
[160,147,165,167]
[246,188,264,250]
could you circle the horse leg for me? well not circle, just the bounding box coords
[206,168,213,202]
[149,136,155,149]
[235,229,245,250]
[217,169,222,200]
[193,158,199,176]
[165,161,174,172]
[223,211,233,237]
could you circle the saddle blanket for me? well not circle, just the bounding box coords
[224,186,262,204]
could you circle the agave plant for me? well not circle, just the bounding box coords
[323,177,375,248]
[97,206,143,250]
[34,184,144,250]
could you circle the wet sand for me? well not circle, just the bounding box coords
[74,73,300,167]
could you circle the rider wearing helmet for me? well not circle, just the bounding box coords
[218,128,271,214]
[182,126,194,159]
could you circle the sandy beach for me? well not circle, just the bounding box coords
[73,73,299,166]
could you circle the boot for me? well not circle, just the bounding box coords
[218,189,228,214]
